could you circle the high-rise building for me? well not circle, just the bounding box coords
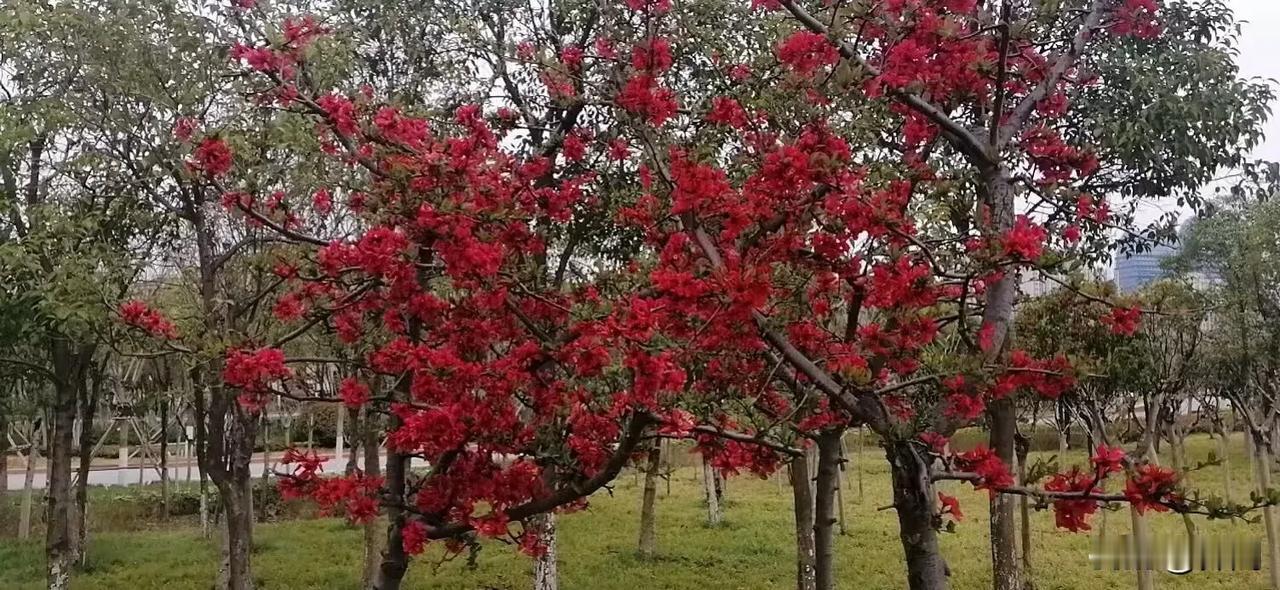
[1114,242,1179,293]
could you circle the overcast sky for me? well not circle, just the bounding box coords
[1232,0,1280,157]
[1132,0,1280,224]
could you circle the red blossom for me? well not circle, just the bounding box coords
[777,31,840,76]
[402,519,429,555]
[938,492,963,521]
[1101,306,1141,336]
[954,445,1014,496]
[119,300,180,339]
[1090,445,1126,475]
[706,96,749,129]
[191,138,233,177]
[339,378,371,408]
[1124,463,1179,514]
[1001,215,1047,261]
[631,38,673,74]
[1044,467,1101,532]
[919,432,949,453]
[617,75,678,126]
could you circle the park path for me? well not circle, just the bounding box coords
[2,449,407,491]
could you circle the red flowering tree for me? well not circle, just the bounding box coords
[186,1,1275,590]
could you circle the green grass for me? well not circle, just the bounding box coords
[0,433,1271,589]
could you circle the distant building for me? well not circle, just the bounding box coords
[1114,218,1220,294]
[1115,242,1179,293]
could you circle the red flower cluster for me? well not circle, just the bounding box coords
[706,96,750,130]
[191,137,233,177]
[119,300,179,340]
[223,347,292,411]
[1043,467,1102,532]
[631,37,673,73]
[1124,463,1179,514]
[990,350,1075,400]
[777,31,840,76]
[954,445,1013,496]
[1112,0,1161,39]
[1090,445,1126,474]
[938,492,963,522]
[617,75,679,126]
[339,378,371,408]
[1001,215,1047,261]
[1101,306,1141,336]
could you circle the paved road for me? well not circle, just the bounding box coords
[4,454,402,491]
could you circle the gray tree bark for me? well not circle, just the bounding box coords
[789,453,818,590]
[888,441,948,590]
[814,430,842,590]
[639,445,661,559]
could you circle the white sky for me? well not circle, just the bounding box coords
[1133,0,1280,224]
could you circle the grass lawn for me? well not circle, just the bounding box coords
[0,432,1270,589]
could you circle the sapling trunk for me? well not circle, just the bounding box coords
[639,445,661,559]
[814,430,842,590]
[789,453,817,590]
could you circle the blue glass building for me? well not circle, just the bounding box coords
[1115,242,1179,293]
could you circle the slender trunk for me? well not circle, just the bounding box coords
[702,457,722,526]
[1015,436,1032,584]
[1057,430,1068,458]
[981,169,1021,590]
[1129,505,1155,590]
[814,430,841,590]
[220,478,256,590]
[0,407,8,493]
[887,441,949,590]
[790,453,818,590]
[987,398,1019,590]
[213,410,258,590]
[71,363,100,564]
[46,340,86,590]
[1254,435,1280,590]
[1219,429,1232,504]
[372,452,408,590]
[714,467,726,503]
[19,432,37,539]
[532,513,559,590]
[160,400,170,519]
[856,428,864,501]
[638,445,661,559]
[361,408,383,588]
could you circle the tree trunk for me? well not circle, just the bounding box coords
[19,430,37,539]
[46,340,87,590]
[219,477,256,590]
[1253,436,1280,590]
[1219,429,1232,504]
[0,407,8,493]
[981,168,1021,590]
[361,408,383,589]
[702,457,722,526]
[1129,505,1155,590]
[815,430,842,590]
[160,400,170,519]
[71,361,101,563]
[1015,434,1032,585]
[532,513,559,590]
[372,452,409,590]
[638,445,661,559]
[987,398,1020,590]
[887,441,949,590]
[789,453,818,590]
